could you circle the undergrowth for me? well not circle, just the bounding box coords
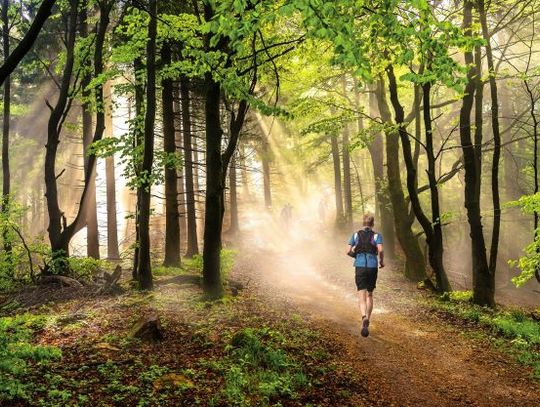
[428,291,540,380]
[0,314,61,401]
[202,327,310,406]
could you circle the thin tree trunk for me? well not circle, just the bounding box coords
[460,0,493,307]
[181,76,199,257]
[229,153,239,234]
[44,0,79,262]
[161,42,180,267]
[386,65,450,291]
[331,133,344,227]
[104,80,120,260]
[80,2,99,259]
[366,84,395,257]
[342,78,353,227]
[137,0,157,290]
[2,0,11,255]
[261,136,272,208]
[132,57,144,280]
[375,78,426,281]
[478,0,501,281]
[421,79,450,291]
[240,144,251,199]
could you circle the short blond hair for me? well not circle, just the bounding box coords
[363,214,375,227]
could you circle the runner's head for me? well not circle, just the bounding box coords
[362,214,375,228]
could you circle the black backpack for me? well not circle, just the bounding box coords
[354,229,378,255]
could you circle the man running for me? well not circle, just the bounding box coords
[347,214,384,337]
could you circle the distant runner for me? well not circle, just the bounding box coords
[347,214,384,337]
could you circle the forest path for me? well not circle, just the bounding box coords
[232,221,540,407]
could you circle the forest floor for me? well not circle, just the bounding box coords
[0,223,539,406]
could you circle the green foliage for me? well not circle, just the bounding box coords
[183,249,236,283]
[0,314,61,401]
[211,327,309,406]
[428,296,540,379]
[508,193,540,287]
[440,290,473,303]
[0,199,45,290]
[67,257,109,281]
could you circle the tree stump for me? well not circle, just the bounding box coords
[130,313,163,342]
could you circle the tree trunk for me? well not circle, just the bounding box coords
[161,42,181,267]
[460,0,494,307]
[1,0,11,255]
[367,84,395,257]
[104,81,120,260]
[137,0,157,290]
[202,77,225,297]
[80,3,99,259]
[261,136,272,208]
[375,78,426,281]
[342,78,353,227]
[330,133,344,227]
[132,57,145,280]
[478,0,501,283]
[240,144,251,199]
[386,66,450,291]
[229,153,239,234]
[180,76,199,257]
[44,0,79,262]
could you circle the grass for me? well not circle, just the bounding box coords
[426,291,540,380]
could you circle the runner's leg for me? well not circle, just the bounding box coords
[366,291,374,320]
[357,289,367,318]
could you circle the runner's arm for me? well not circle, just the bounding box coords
[377,244,384,268]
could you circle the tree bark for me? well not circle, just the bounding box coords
[44,0,79,262]
[386,65,450,291]
[478,0,501,282]
[331,133,344,227]
[161,42,180,267]
[229,153,239,234]
[341,78,353,227]
[460,0,494,307]
[137,0,157,290]
[366,84,395,257]
[0,0,56,87]
[2,0,11,255]
[261,135,272,208]
[202,77,225,297]
[104,80,120,260]
[375,77,426,281]
[80,2,99,259]
[132,57,144,280]
[180,76,199,257]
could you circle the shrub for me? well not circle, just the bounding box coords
[67,256,109,281]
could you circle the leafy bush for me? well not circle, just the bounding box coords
[0,314,61,401]
[67,256,109,281]
[508,193,540,287]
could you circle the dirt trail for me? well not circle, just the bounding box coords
[233,225,540,407]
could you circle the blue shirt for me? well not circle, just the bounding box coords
[348,228,383,268]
